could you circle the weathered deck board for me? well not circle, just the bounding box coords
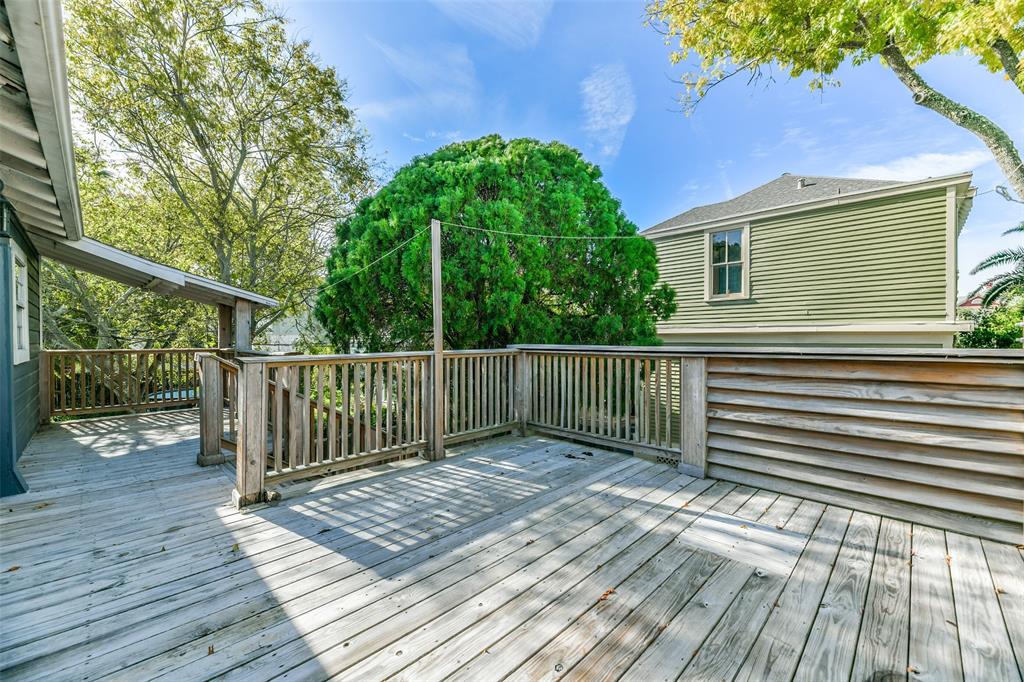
[0,410,1019,682]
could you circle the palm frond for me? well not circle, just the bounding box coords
[1001,221,1024,236]
[970,246,1024,275]
[981,268,1024,307]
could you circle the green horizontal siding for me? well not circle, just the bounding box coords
[655,189,950,326]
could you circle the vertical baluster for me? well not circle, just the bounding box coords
[393,358,401,444]
[387,361,395,448]
[451,357,459,434]
[663,359,672,449]
[413,359,421,443]
[273,367,283,471]
[315,365,325,463]
[405,360,413,444]
[340,363,350,458]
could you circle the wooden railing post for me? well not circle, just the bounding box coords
[679,356,708,478]
[234,358,267,507]
[516,350,529,436]
[197,353,226,466]
[428,218,445,461]
[38,350,50,424]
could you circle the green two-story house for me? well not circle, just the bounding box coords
[643,173,975,347]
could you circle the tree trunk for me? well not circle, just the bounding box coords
[881,43,1024,199]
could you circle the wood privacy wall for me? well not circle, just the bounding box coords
[701,356,1024,543]
[43,348,203,419]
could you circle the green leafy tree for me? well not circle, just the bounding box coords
[316,136,676,352]
[969,222,1024,306]
[58,0,372,347]
[956,300,1023,348]
[44,146,212,349]
[646,0,1024,198]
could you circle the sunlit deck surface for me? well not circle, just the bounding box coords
[1,410,1021,682]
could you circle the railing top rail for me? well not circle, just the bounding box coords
[236,350,434,366]
[507,344,1024,363]
[44,347,211,355]
[196,352,240,373]
[443,349,517,357]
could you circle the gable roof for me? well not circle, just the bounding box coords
[643,172,974,239]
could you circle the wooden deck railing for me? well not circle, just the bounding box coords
[197,353,239,465]
[443,350,518,444]
[211,343,1023,542]
[519,350,705,471]
[41,348,205,419]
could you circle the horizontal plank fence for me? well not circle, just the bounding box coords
[42,348,205,419]
[701,355,1024,543]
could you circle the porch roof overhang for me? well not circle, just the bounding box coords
[1,0,83,242]
[34,233,278,308]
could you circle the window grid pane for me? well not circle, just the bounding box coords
[710,228,745,296]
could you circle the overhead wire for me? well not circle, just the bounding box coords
[316,218,647,295]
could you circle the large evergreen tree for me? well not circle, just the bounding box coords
[316,136,676,351]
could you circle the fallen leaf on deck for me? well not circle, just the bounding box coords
[598,588,615,601]
[33,502,51,510]
[5,565,20,573]
[208,645,215,655]
[231,543,239,552]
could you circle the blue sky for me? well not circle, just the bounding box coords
[283,0,1022,296]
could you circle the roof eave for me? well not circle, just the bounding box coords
[7,0,83,241]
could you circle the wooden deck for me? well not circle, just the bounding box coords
[1,410,1021,682]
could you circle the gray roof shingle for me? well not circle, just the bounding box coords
[644,173,902,234]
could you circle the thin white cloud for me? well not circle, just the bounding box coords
[847,150,991,181]
[430,0,553,49]
[361,39,478,118]
[580,64,636,159]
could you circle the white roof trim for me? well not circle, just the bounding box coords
[643,172,975,240]
[5,0,82,240]
[33,235,278,308]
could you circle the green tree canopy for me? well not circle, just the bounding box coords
[646,0,1024,198]
[57,0,373,348]
[43,145,211,349]
[315,136,676,351]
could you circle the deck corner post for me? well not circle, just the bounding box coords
[679,356,708,478]
[197,353,226,466]
[515,349,530,436]
[38,350,51,425]
[428,217,445,461]
[234,359,267,506]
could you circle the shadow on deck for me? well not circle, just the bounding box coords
[1,410,1021,682]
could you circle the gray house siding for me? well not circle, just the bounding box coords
[2,203,40,494]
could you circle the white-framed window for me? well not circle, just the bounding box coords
[10,240,30,364]
[705,224,750,300]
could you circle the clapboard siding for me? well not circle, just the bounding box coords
[655,189,950,326]
[8,215,40,459]
[705,356,1024,543]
